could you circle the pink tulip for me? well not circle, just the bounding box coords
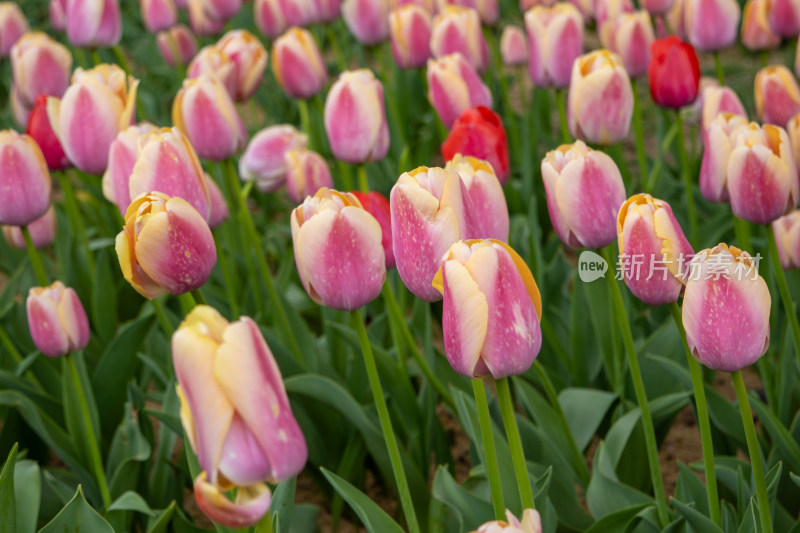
[699,112,749,203]
[700,84,747,142]
[240,125,309,192]
[202,0,243,21]
[473,510,542,533]
[65,0,122,48]
[188,45,237,96]
[351,190,395,269]
[205,173,229,229]
[767,0,800,37]
[3,206,57,250]
[188,0,225,35]
[525,4,584,89]
[141,0,178,32]
[157,25,198,67]
[500,25,528,66]
[396,0,436,11]
[10,85,31,128]
[0,130,52,227]
[742,0,781,50]
[50,0,68,31]
[102,123,158,215]
[390,5,433,69]
[272,27,328,100]
[254,0,288,39]
[595,0,634,27]
[666,0,687,39]
[445,154,509,241]
[0,2,28,57]
[217,30,268,101]
[27,281,90,358]
[291,188,386,310]
[755,65,800,127]
[278,0,317,27]
[684,0,740,51]
[285,149,333,203]
[787,111,800,167]
[10,32,72,109]
[772,210,800,269]
[430,6,488,73]
[314,0,341,21]
[427,53,492,128]
[641,0,673,15]
[600,11,654,78]
[342,0,389,45]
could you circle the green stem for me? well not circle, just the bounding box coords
[555,89,571,144]
[357,165,369,193]
[350,309,421,533]
[600,246,670,526]
[151,298,174,336]
[298,99,313,149]
[495,377,535,510]
[165,31,186,78]
[191,288,207,306]
[731,370,772,533]
[767,226,800,371]
[668,303,721,526]
[111,45,131,74]
[0,325,44,390]
[632,79,648,193]
[734,217,753,253]
[59,172,95,273]
[214,230,239,319]
[675,110,698,244]
[713,52,725,85]
[22,227,48,285]
[90,48,101,66]
[472,378,505,520]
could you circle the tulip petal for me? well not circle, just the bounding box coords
[194,474,271,528]
[441,258,488,377]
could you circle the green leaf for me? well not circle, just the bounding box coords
[107,490,155,516]
[749,396,800,474]
[146,501,176,533]
[269,476,297,533]
[91,249,118,342]
[107,402,151,498]
[586,442,653,518]
[584,504,652,533]
[0,443,18,533]
[675,462,710,515]
[672,499,724,533]
[39,485,114,533]
[321,468,404,533]
[558,387,617,451]
[14,459,41,533]
[791,472,800,489]
[289,504,319,533]
[431,465,493,532]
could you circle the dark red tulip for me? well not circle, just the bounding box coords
[26,94,69,170]
[648,36,701,109]
[351,190,395,269]
[441,106,509,184]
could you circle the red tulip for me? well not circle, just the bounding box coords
[441,106,509,184]
[27,95,69,171]
[648,36,701,108]
[351,190,395,269]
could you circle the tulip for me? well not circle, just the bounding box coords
[314,0,341,22]
[641,0,673,15]
[272,27,328,100]
[427,53,492,128]
[254,0,287,39]
[10,86,31,128]
[157,25,198,67]
[278,0,318,27]
[115,192,217,299]
[3,206,57,250]
[767,0,800,37]
[65,0,122,48]
[285,148,333,203]
[10,32,72,108]
[541,140,626,249]
[172,305,307,528]
[684,0,740,51]
[665,0,687,39]
[324,69,390,164]
[240,125,309,192]
[441,106,509,184]
[351,190,395,269]
[438,0,499,23]
[430,6,488,73]
[648,36,701,109]
[203,0,243,21]
[390,166,480,301]
[600,11,654,78]
[50,0,67,31]
[567,51,633,145]
[595,0,633,27]
[396,0,436,10]
[699,112,749,203]
[500,25,528,66]
[141,0,178,32]
[27,95,70,171]
[472,509,543,533]
[431,239,542,378]
[742,0,781,50]
[445,154,509,241]
[788,111,800,165]
[102,123,158,214]
[187,45,237,96]
[772,210,800,268]
[342,0,389,45]
[173,75,248,162]
[524,4,584,89]
[26,281,90,358]
[291,188,386,310]
[188,0,225,36]
[682,243,770,372]
[755,65,800,127]
[0,2,28,57]
[700,84,747,142]
[205,173,229,229]
[0,130,52,227]
[217,30,268,101]
[390,5,433,69]
[47,64,139,175]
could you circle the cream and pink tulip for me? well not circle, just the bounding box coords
[342,0,389,44]
[642,0,673,15]
[500,25,528,66]
[3,206,57,250]
[524,4,584,89]
[254,0,287,39]
[0,2,28,57]
[772,210,800,269]
[445,154,509,242]
[188,45,237,96]
[0,130,52,227]
[217,30,268,101]
[430,6,488,73]
[767,0,800,37]
[188,0,225,36]
[285,149,333,203]
[700,84,747,142]
[205,173,230,229]
[699,112,749,203]
[472,509,543,533]
[595,0,633,27]
[102,123,158,215]
[240,125,309,192]
[272,27,328,100]
[202,0,243,21]
[754,65,800,127]
[600,11,654,78]
[141,0,178,32]
[427,53,492,128]
[390,5,433,69]
[10,32,72,108]
[50,0,67,31]
[684,0,740,51]
[157,25,198,67]
[65,0,122,48]
[742,0,782,50]
[27,281,89,358]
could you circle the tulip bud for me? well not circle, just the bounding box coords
[291,188,386,310]
[568,51,633,145]
[445,155,509,241]
[172,75,248,162]
[27,95,70,171]
[157,25,198,67]
[772,210,800,268]
[351,190,395,269]
[202,0,243,21]
[755,65,800,127]
[66,0,122,48]
[684,0,740,51]
[472,509,543,533]
[427,53,492,128]
[767,0,800,37]
[0,130,52,227]
[272,27,328,100]
[600,11,654,78]
[50,0,67,31]
[641,0,673,15]
[390,5,433,69]
[500,26,528,67]
[430,7,488,73]
[699,112,749,203]
[141,0,178,32]
[524,4,584,89]
[240,125,309,192]
[390,166,480,301]
[102,123,158,214]
[188,45,237,96]
[188,0,225,36]
[0,2,28,57]
[442,106,509,184]
[10,86,30,128]
[432,239,542,378]
[254,0,287,39]
[10,32,72,108]
[541,140,626,249]
[595,0,633,27]
[324,69,390,164]
[682,244,770,372]
[285,149,333,203]
[116,192,217,299]
[314,0,341,22]
[26,281,89,358]
[397,0,436,10]
[173,305,307,527]
[742,0,782,50]
[665,0,687,39]
[205,173,229,229]
[648,36,701,109]
[3,206,57,250]
[47,64,139,175]
[700,84,747,142]
[342,0,390,44]
[217,30,268,101]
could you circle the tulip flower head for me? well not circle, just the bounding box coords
[157,25,199,68]
[500,25,528,66]
[272,27,328,100]
[524,3,584,89]
[699,112,750,203]
[351,190,395,269]
[0,130,52,227]
[3,206,57,250]
[65,0,123,48]
[787,111,800,167]
[27,95,70,171]
[216,30,268,101]
[684,0,740,51]
[442,106,509,184]
[700,84,747,142]
[50,0,67,31]
[648,36,700,109]
[666,0,688,39]
[755,65,800,127]
[472,509,543,533]
[772,210,800,269]
[10,32,72,109]
[285,148,333,203]
[427,53,492,128]
[140,0,178,32]
[390,4,433,69]
[766,0,800,37]
[0,2,28,57]
[342,0,390,44]
[255,0,288,39]
[188,0,225,36]
[642,0,673,15]
[27,281,90,358]
[600,11,654,78]
[240,125,309,193]
[445,154,510,241]
[188,45,237,96]
[430,6,489,73]
[742,0,782,50]
[102,123,158,215]
[201,0,243,22]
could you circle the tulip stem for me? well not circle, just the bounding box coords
[767,225,800,373]
[191,289,207,306]
[495,377,536,510]
[214,231,239,319]
[357,165,369,193]
[298,99,313,150]
[668,302,721,527]
[632,79,649,194]
[674,110,698,244]
[600,246,670,527]
[350,309,421,533]
[731,370,773,533]
[111,45,131,75]
[713,52,725,85]
[151,298,174,336]
[0,325,44,391]
[734,217,753,253]
[555,89,570,144]
[22,226,48,286]
[59,172,95,273]
[472,378,506,520]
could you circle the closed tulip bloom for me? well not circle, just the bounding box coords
[772,210,800,268]
[432,239,542,378]
[173,305,306,528]
[205,173,229,229]
[0,3,28,57]
[427,53,492,128]
[742,0,781,50]
[525,4,584,89]
[325,69,390,164]
[272,27,328,100]
[3,206,57,250]
[314,0,341,22]
[116,192,217,299]
[430,7,488,73]
[568,51,633,145]
[10,86,30,128]
[648,37,700,108]
[351,190,395,269]
[390,166,480,301]
[767,0,800,37]
[102,123,158,214]
[205,0,243,21]
[699,112,749,203]
[141,0,178,32]
[342,0,389,44]
[66,0,122,47]
[50,0,67,31]
[472,509,543,533]
[442,106,509,184]
[291,188,386,310]
[217,30,268,101]
[254,0,287,39]
[278,0,318,27]
[0,131,52,227]
[240,125,309,192]
[642,0,673,15]
[157,25,198,67]
[595,0,633,27]
[684,0,740,51]
[500,25,528,66]
[755,65,800,127]
[445,155,509,241]
[188,0,225,36]
[396,0,436,10]
[173,76,248,162]
[27,95,70,171]
[390,5,433,69]
[188,45,237,96]
[541,140,626,249]
[10,32,72,109]
[47,64,139,175]
[26,281,89,358]
[700,84,747,142]
[600,11,654,78]
[665,0,687,39]
[285,149,333,203]
[682,244,770,372]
